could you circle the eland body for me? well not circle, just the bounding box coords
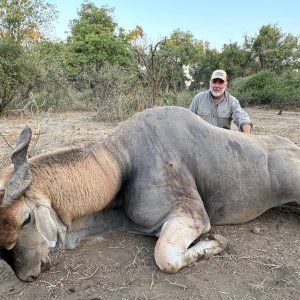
[0,106,299,281]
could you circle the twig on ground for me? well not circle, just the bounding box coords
[150,269,156,290]
[0,132,14,150]
[77,266,100,280]
[123,246,144,272]
[164,278,187,290]
[249,271,272,291]
[3,284,27,297]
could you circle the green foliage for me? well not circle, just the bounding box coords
[158,30,205,92]
[192,24,300,90]
[271,77,300,109]
[68,32,131,73]
[191,48,221,89]
[243,24,300,74]
[0,0,57,41]
[165,29,205,65]
[230,70,300,109]
[69,2,116,41]
[129,30,206,105]
[2,40,82,113]
[219,43,251,79]
[65,2,133,79]
[0,38,36,113]
[190,42,251,89]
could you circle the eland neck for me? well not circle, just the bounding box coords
[27,143,125,225]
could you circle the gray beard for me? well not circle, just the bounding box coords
[210,87,225,98]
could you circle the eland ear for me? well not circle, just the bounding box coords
[34,206,57,248]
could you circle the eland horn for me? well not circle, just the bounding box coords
[2,126,33,205]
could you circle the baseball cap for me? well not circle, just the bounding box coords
[211,69,227,81]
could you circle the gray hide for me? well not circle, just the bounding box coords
[116,107,300,226]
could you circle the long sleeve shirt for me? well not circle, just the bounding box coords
[189,90,252,131]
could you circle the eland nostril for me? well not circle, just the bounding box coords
[41,261,51,272]
[27,275,38,282]
[18,272,40,282]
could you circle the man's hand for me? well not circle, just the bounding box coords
[242,124,252,134]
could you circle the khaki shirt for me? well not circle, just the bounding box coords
[189,90,252,131]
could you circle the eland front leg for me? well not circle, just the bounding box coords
[154,215,228,273]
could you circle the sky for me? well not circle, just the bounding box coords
[48,0,300,50]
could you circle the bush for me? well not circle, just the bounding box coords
[272,79,300,109]
[230,70,300,109]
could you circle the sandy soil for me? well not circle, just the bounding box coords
[0,107,300,300]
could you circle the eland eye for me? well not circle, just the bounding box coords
[22,214,31,227]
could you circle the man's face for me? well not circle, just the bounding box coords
[210,78,227,98]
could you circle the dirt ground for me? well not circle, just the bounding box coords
[0,107,300,300]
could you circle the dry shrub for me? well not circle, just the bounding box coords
[87,64,154,122]
[95,89,154,122]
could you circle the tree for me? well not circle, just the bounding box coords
[130,30,206,104]
[69,2,116,41]
[160,30,206,91]
[0,0,58,114]
[130,39,167,105]
[164,29,205,65]
[0,38,36,114]
[192,46,221,89]
[0,0,57,42]
[219,42,252,80]
[244,24,300,74]
[67,1,132,74]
